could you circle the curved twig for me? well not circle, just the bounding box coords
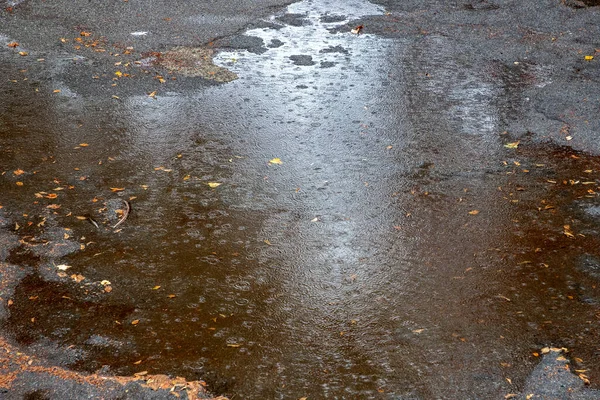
[113,200,130,229]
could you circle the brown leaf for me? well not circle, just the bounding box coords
[7,42,19,48]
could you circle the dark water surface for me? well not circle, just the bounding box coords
[2,0,600,398]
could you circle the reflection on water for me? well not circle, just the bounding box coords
[3,0,600,398]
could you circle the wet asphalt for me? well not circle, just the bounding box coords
[2,0,600,399]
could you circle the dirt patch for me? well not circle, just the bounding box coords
[157,47,238,82]
[0,337,226,399]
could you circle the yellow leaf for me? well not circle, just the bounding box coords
[208,182,221,188]
[79,143,89,147]
[148,91,157,98]
[53,89,61,93]
[504,141,520,149]
[152,286,161,290]
[16,181,23,186]
[114,71,123,77]
[18,51,28,56]
[167,294,176,298]
[269,158,283,164]
[227,344,241,348]
[131,319,139,325]
[584,55,594,61]
[468,210,479,215]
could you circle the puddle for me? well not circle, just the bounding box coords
[2,0,600,398]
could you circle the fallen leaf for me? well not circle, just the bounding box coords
[100,280,111,286]
[53,89,61,93]
[148,91,157,98]
[16,182,23,186]
[269,158,283,165]
[504,141,520,149]
[18,51,28,56]
[468,210,480,215]
[412,329,425,334]
[79,143,89,147]
[13,169,24,176]
[152,285,161,290]
[80,31,92,37]
[56,264,71,271]
[563,225,575,239]
[227,344,241,348]
[110,187,125,192]
[104,286,112,293]
[134,371,148,377]
[584,55,594,61]
[131,319,140,325]
[351,25,364,34]
[207,182,222,188]
[133,360,142,365]
[7,42,19,48]
[71,274,85,283]
[167,294,176,298]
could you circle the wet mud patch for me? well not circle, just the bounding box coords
[156,47,237,82]
[486,139,600,385]
[564,0,600,8]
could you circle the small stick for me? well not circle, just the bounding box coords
[113,200,130,229]
[87,216,99,229]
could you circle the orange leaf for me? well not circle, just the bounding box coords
[7,42,19,48]
[110,187,125,192]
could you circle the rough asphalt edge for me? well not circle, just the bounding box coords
[517,349,600,400]
[1,0,600,398]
